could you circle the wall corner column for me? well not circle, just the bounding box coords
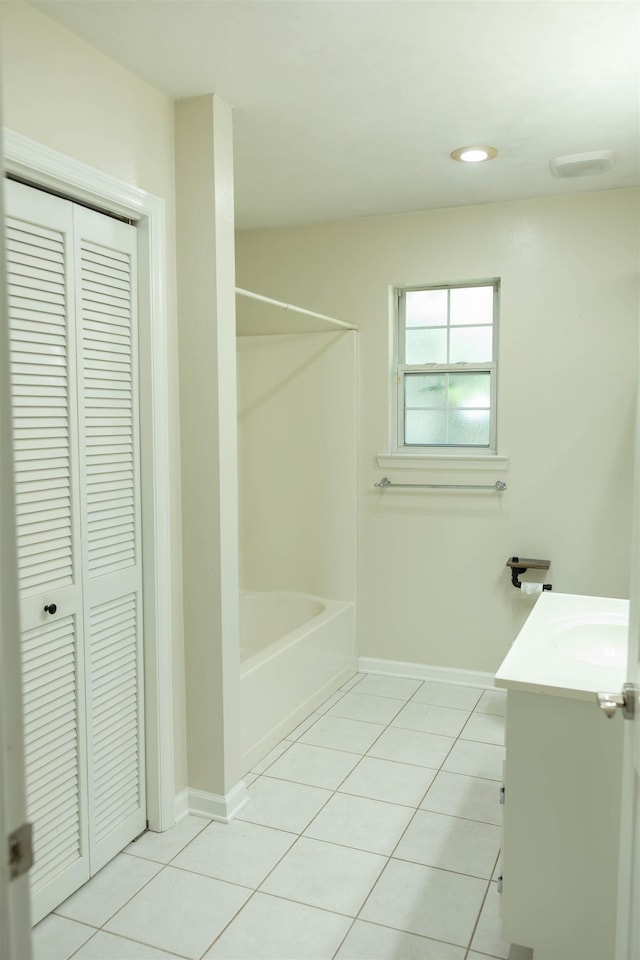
[175,94,241,799]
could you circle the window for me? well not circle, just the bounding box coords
[394,279,499,453]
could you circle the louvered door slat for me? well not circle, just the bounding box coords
[25,696,77,740]
[32,826,81,884]
[94,723,139,761]
[84,320,130,340]
[92,659,137,698]
[29,762,79,812]
[93,690,137,722]
[91,635,137,672]
[92,610,137,643]
[19,526,69,551]
[28,729,77,776]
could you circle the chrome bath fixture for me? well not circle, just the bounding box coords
[374,477,506,492]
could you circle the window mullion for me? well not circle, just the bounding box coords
[399,362,495,375]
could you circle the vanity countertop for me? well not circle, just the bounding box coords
[495,591,629,701]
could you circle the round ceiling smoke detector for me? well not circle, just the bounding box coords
[550,150,615,178]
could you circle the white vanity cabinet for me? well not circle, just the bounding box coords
[495,592,628,960]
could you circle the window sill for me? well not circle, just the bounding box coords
[376,453,509,472]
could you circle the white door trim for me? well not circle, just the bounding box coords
[3,129,175,832]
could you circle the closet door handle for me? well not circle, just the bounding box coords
[44,603,57,615]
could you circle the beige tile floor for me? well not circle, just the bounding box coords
[32,674,534,960]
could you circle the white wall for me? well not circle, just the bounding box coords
[1,0,187,791]
[236,189,639,673]
[237,331,357,602]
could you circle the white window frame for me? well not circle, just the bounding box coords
[392,278,500,456]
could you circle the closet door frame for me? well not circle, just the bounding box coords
[3,129,175,834]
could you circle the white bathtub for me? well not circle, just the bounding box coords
[240,591,356,774]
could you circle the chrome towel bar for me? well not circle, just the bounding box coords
[374,477,507,492]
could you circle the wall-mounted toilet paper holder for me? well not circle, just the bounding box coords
[506,556,552,591]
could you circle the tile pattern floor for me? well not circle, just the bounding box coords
[33,674,534,960]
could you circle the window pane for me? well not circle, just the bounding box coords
[406,289,447,328]
[450,286,494,325]
[405,373,446,408]
[449,326,493,362]
[406,327,447,364]
[447,409,491,446]
[405,409,446,445]
[448,372,491,408]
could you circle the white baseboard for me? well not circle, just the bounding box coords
[173,789,191,823]
[358,656,495,689]
[173,781,249,825]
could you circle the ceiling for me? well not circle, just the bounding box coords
[30,0,640,231]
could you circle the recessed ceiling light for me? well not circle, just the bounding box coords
[450,145,499,163]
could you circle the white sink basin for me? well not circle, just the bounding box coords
[495,592,630,700]
[551,616,628,668]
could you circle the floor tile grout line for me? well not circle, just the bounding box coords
[352,849,474,954]
[125,816,211,870]
[196,886,259,960]
[160,859,262,891]
[384,714,471,862]
[463,870,496,959]
[256,746,504,784]
[249,735,299,776]
[389,716,473,739]
[326,701,412,726]
[340,673,367,694]
[406,682,484,710]
[54,856,169,934]
[404,699,479,718]
[339,913,475,957]
[388,852,498,883]
[63,913,191,960]
[330,914,357,960]
[57,925,100,960]
[337,782,501,825]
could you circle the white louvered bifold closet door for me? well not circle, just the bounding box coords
[74,207,145,874]
[6,180,145,923]
[6,182,90,923]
